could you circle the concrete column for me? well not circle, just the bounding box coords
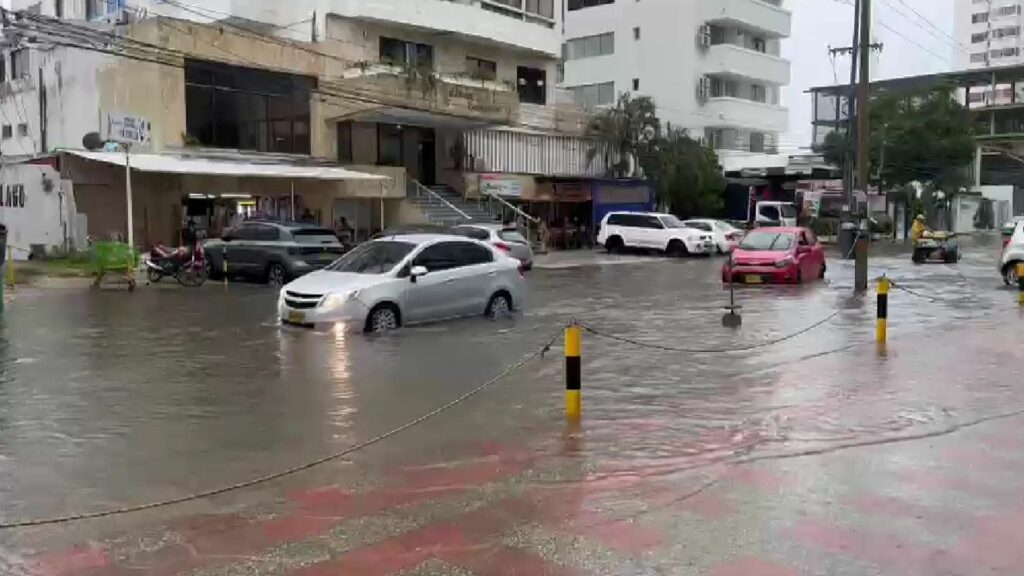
[975,145,983,188]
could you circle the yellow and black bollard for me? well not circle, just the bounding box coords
[1017,262,1024,306]
[565,324,582,419]
[876,276,890,344]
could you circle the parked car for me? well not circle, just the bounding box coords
[755,201,799,227]
[204,221,346,286]
[683,219,744,254]
[450,223,534,270]
[1000,220,1024,285]
[278,234,526,333]
[597,212,714,256]
[722,227,826,284]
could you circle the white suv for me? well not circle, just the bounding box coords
[597,212,714,256]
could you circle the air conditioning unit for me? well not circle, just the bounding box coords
[697,24,712,50]
[696,76,711,103]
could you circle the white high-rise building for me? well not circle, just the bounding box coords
[956,0,1024,69]
[562,0,791,169]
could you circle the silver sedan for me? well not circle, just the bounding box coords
[278,234,526,333]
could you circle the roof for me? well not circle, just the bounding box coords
[807,62,1024,95]
[750,226,804,233]
[372,233,466,244]
[63,150,390,181]
[455,222,514,230]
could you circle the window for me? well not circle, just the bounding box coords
[752,37,766,53]
[972,11,989,23]
[710,77,738,98]
[55,0,63,18]
[993,26,1020,38]
[1,125,11,140]
[379,37,434,71]
[377,124,403,166]
[337,121,353,163]
[17,124,28,137]
[498,229,527,244]
[450,226,490,241]
[633,27,640,40]
[973,31,989,43]
[565,32,614,60]
[185,59,315,154]
[10,49,28,80]
[642,216,664,229]
[326,241,415,274]
[452,242,494,266]
[709,24,727,45]
[751,84,766,103]
[525,0,554,19]
[86,0,105,20]
[991,47,1019,59]
[568,0,614,10]
[684,221,713,232]
[568,81,614,109]
[466,56,497,81]
[252,224,280,241]
[414,243,462,272]
[749,131,765,153]
[971,51,989,63]
[993,5,1020,17]
[517,66,546,105]
[632,78,639,91]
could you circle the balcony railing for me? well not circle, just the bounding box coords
[705,0,792,38]
[706,43,790,86]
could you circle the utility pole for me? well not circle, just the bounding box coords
[838,0,861,263]
[855,0,872,291]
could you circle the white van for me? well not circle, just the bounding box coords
[755,201,798,227]
[597,212,714,256]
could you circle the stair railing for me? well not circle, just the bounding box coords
[482,191,541,247]
[409,178,472,221]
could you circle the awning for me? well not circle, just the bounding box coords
[63,150,391,181]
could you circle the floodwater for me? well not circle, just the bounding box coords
[2,236,1023,575]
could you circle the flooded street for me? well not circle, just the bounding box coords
[3,237,1024,575]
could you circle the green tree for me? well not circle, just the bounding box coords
[823,84,976,193]
[653,129,726,218]
[585,93,660,177]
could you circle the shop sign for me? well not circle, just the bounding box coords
[802,190,822,218]
[555,182,591,203]
[480,174,523,198]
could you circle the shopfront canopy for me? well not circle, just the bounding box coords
[63,150,391,182]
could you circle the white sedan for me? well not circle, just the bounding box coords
[278,234,526,333]
[683,219,744,254]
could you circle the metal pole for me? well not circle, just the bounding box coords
[855,0,871,291]
[125,143,134,250]
[380,182,385,231]
[290,181,295,221]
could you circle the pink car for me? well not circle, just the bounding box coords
[722,227,827,284]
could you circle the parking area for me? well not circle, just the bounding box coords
[2,235,1023,575]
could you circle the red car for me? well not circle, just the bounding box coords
[722,227,826,284]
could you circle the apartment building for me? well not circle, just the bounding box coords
[957,0,1024,69]
[562,0,791,170]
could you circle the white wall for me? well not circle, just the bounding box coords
[0,164,80,259]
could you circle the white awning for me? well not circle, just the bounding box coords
[63,150,391,181]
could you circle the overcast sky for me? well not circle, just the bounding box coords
[783,0,958,149]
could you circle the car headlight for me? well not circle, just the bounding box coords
[775,258,794,269]
[320,291,359,309]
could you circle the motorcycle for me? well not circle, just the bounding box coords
[145,241,209,287]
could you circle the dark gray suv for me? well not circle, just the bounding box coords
[204,221,346,285]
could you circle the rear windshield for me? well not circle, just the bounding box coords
[739,231,794,251]
[659,215,688,228]
[325,241,414,274]
[291,228,341,244]
[498,229,527,244]
[780,205,798,218]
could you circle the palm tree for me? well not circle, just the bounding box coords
[585,93,660,177]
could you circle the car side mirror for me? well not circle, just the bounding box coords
[410,265,428,283]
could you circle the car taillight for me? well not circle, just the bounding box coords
[494,242,512,253]
[1004,238,1011,251]
[518,263,526,277]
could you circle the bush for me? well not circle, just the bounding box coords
[810,218,839,237]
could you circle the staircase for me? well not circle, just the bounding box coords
[406,179,496,226]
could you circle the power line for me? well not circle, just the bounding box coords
[832,0,955,65]
[889,0,972,53]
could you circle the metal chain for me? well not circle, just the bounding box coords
[888,279,974,304]
[0,330,562,530]
[578,309,842,354]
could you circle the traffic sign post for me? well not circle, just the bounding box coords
[105,113,150,251]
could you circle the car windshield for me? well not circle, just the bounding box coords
[498,229,528,244]
[739,231,794,251]
[659,215,688,228]
[324,241,414,274]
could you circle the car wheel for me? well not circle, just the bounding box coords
[819,262,827,279]
[366,304,400,333]
[796,269,803,284]
[266,263,287,286]
[666,239,688,257]
[605,236,624,254]
[1004,262,1021,285]
[485,291,513,319]
[205,258,217,280]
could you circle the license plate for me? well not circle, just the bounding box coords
[744,275,763,284]
[287,311,306,324]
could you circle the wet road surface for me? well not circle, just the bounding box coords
[2,236,1023,575]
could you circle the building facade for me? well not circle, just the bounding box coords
[956,0,1024,69]
[0,0,608,249]
[561,0,791,168]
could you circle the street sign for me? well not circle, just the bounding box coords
[105,113,151,146]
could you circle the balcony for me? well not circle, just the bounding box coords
[705,0,792,39]
[329,64,520,125]
[702,97,788,134]
[706,43,790,86]
[324,0,561,57]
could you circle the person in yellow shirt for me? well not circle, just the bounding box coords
[910,214,930,243]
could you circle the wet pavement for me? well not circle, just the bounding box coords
[2,235,1023,575]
